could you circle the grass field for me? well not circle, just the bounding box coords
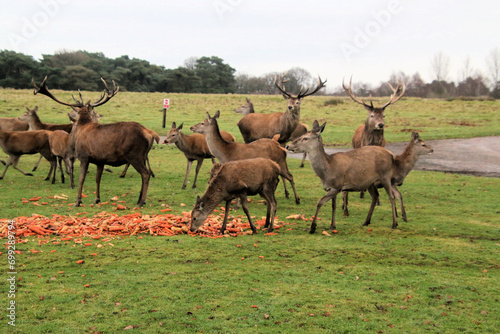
[1,89,499,333]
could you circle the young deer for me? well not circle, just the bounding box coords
[190,158,280,234]
[342,77,405,209]
[0,117,29,166]
[237,74,326,145]
[0,129,57,182]
[286,120,398,233]
[391,132,433,221]
[19,106,73,132]
[164,121,235,189]
[33,76,155,207]
[191,110,300,204]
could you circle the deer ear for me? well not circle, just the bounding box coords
[412,132,419,141]
[34,106,38,112]
[171,122,176,129]
[214,110,220,119]
[178,123,184,130]
[319,122,326,133]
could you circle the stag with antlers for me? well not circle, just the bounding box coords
[342,76,405,215]
[237,74,326,145]
[32,77,157,207]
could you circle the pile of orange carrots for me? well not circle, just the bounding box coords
[0,210,284,239]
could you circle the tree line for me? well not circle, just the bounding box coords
[0,49,499,98]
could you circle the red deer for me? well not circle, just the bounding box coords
[391,132,433,221]
[0,129,57,182]
[0,117,29,166]
[32,76,155,207]
[234,97,310,167]
[190,158,280,234]
[191,110,300,204]
[164,121,235,189]
[342,77,405,209]
[286,120,398,233]
[48,130,75,188]
[19,106,73,132]
[237,74,326,145]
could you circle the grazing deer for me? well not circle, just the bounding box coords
[191,110,300,204]
[286,120,398,233]
[0,129,57,182]
[391,132,433,221]
[164,121,235,189]
[190,158,280,234]
[342,77,406,210]
[234,97,310,167]
[32,76,155,207]
[48,130,75,188]
[237,74,326,145]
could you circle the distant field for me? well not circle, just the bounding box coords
[0,89,498,333]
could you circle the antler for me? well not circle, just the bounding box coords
[274,73,292,98]
[275,73,327,99]
[296,76,327,99]
[379,80,405,109]
[32,76,83,107]
[342,76,373,109]
[90,78,119,107]
[32,76,119,108]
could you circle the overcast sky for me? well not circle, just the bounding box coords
[1,0,499,92]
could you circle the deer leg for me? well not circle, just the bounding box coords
[240,194,257,234]
[192,159,204,189]
[311,188,338,234]
[182,160,193,189]
[58,157,65,184]
[10,156,34,177]
[94,164,104,204]
[360,189,365,199]
[363,185,379,226]
[32,154,43,172]
[146,157,155,178]
[0,156,15,179]
[342,191,349,216]
[219,200,232,234]
[119,164,130,178]
[382,182,398,229]
[75,160,89,207]
[69,157,75,189]
[392,185,405,221]
[330,195,338,230]
[280,168,300,204]
[299,153,307,168]
[48,158,57,184]
[281,176,290,199]
[0,159,5,166]
[130,161,150,207]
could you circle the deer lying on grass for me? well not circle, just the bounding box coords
[234,97,310,167]
[390,132,433,221]
[190,158,280,234]
[164,121,235,189]
[191,110,300,204]
[237,74,326,145]
[286,120,398,233]
[342,77,406,208]
[0,129,57,182]
[48,130,75,188]
[33,76,155,207]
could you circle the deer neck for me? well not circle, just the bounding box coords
[174,131,189,151]
[395,142,419,178]
[362,122,384,146]
[204,121,230,161]
[27,113,44,130]
[305,139,331,182]
[279,110,300,142]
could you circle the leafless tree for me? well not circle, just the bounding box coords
[430,52,450,82]
[486,48,500,90]
[183,56,198,71]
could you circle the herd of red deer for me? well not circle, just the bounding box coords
[0,74,433,234]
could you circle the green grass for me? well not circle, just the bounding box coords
[0,89,499,333]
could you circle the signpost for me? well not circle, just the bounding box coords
[162,98,170,128]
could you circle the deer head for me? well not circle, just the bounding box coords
[343,77,405,131]
[274,74,327,114]
[165,122,184,144]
